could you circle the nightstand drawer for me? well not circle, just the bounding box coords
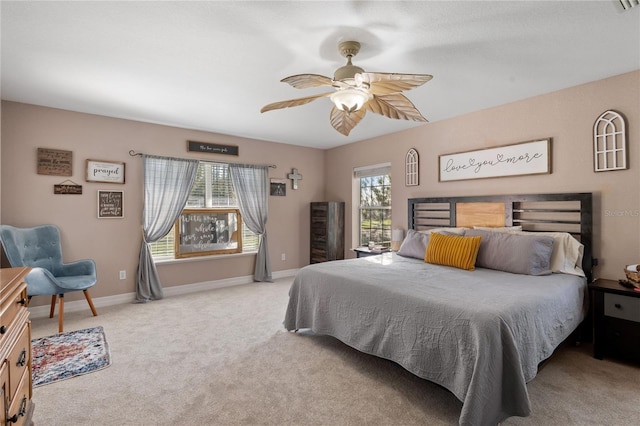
[603,316,640,362]
[604,293,640,322]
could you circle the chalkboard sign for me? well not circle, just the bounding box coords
[97,190,124,218]
[175,209,242,258]
[187,141,239,156]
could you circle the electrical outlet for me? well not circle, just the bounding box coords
[119,270,126,280]
[281,253,286,261]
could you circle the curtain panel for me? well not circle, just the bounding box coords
[136,154,199,302]
[229,164,272,282]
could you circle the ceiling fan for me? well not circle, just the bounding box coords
[261,41,433,136]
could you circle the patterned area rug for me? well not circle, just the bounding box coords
[31,326,111,387]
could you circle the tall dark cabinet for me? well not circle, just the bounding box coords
[310,201,345,264]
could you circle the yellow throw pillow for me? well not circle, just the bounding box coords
[425,233,482,271]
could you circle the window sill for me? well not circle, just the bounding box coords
[153,251,258,265]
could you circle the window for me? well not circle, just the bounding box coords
[354,163,392,247]
[150,162,259,259]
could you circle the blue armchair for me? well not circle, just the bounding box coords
[0,224,98,332]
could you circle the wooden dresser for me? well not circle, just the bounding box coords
[0,267,34,425]
[310,202,345,264]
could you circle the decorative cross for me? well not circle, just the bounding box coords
[287,168,303,190]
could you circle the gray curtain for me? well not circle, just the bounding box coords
[229,164,272,282]
[136,154,199,302]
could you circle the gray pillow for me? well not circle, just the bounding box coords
[396,229,430,259]
[464,229,554,275]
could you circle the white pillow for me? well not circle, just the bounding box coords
[514,231,585,277]
[473,226,523,233]
[417,227,468,235]
[396,230,430,259]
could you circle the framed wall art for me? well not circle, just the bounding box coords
[97,190,124,218]
[86,159,125,184]
[270,179,286,196]
[439,139,551,182]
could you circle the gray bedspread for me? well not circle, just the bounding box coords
[283,253,587,426]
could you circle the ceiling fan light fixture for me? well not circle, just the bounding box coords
[330,87,372,113]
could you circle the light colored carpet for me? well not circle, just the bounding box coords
[31,277,639,425]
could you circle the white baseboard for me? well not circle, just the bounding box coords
[28,268,299,319]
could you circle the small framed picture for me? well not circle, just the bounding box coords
[97,190,124,218]
[270,179,286,196]
[86,159,125,184]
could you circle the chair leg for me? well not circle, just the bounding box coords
[83,290,98,317]
[58,294,64,333]
[49,295,57,318]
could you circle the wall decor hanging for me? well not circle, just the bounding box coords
[37,147,72,176]
[593,110,627,172]
[405,148,419,186]
[53,180,82,194]
[270,179,287,196]
[97,190,124,218]
[288,168,303,189]
[187,140,239,156]
[86,159,125,184]
[439,138,551,182]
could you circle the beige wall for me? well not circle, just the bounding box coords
[1,102,325,305]
[325,70,640,281]
[1,70,638,307]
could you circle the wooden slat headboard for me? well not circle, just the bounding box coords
[408,192,594,281]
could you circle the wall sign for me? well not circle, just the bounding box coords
[97,190,124,218]
[54,180,82,194]
[175,209,242,258]
[37,148,73,176]
[439,139,551,182]
[86,159,125,184]
[187,140,239,156]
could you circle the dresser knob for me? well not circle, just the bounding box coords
[0,325,6,334]
[614,303,622,309]
[17,298,26,306]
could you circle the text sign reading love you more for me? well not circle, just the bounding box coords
[439,139,551,182]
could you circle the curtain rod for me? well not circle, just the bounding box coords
[128,150,276,168]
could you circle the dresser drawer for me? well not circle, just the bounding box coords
[0,361,8,425]
[7,367,30,426]
[7,322,30,401]
[0,282,27,338]
[604,293,640,322]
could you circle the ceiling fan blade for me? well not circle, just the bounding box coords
[329,106,367,136]
[281,74,334,89]
[366,93,428,122]
[260,92,332,113]
[360,72,433,96]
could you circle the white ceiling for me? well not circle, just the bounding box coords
[2,1,639,149]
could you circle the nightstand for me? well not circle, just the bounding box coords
[352,247,389,258]
[589,278,640,363]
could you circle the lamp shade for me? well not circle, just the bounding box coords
[330,88,372,112]
[391,228,404,251]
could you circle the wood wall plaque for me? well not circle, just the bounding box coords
[37,148,73,176]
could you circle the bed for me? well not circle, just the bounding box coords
[284,192,594,426]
